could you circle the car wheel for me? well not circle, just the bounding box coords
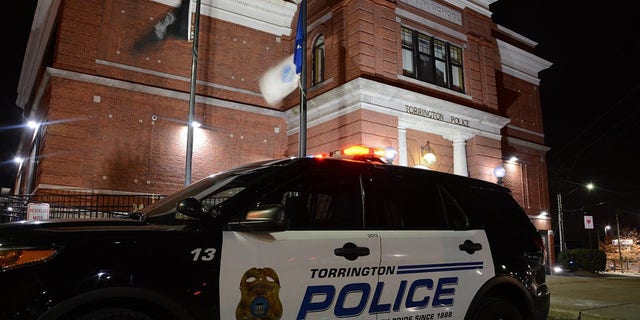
[469,297,522,320]
[74,308,154,320]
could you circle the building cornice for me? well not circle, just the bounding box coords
[400,0,498,19]
[16,0,62,109]
[154,0,298,36]
[496,24,538,48]
[507,136,550,152]
[496,39,552,85]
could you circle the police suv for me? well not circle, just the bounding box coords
[0,149,550,320]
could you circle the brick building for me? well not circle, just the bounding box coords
[14,0,553,263]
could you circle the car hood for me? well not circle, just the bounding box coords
[0,218,177,246]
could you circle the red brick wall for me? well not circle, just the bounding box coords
[498,73,545,144]
[288,109,397,156]
[462,9,500,111]
[496,70,550,217]
[466,135,503,183]
[38,78,285,194]
[55,0,292,110]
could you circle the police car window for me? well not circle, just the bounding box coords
[438,185,470,229]
[370,170,448,230]
[272,170,364,230]
[447,185,531,230]
[143,166,278,222]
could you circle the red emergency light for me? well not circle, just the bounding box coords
[312,145,388,164]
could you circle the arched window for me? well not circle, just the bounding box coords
[312,34,325,86]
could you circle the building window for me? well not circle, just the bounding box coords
[401,27,465,92]
[312,34,325,86]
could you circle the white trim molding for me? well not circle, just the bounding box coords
[285,77,510,141]
[154,0,298,37]
[497,39,552,85]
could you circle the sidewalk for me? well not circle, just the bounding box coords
[547,271,640,320]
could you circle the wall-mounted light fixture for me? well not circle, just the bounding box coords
[421,141,436,166]
[493,165,506,186]
[384,146,397,164]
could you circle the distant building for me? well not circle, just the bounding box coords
[14,0,553,263]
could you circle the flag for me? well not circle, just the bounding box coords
[259,54,299,107]
[133,0,192,53]
[293,1,304,74]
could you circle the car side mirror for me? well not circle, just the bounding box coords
[176,197,208,219]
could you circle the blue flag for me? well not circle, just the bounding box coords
[293,2,304,74]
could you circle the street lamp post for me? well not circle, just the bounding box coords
[556,182,594,253]
[604,225,611,241]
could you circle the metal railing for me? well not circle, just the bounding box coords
[0,192,165,223]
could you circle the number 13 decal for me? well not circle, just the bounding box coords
[191,248,216,261]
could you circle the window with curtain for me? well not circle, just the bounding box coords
[401,27,465,93]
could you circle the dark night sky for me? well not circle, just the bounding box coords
[1,1,639,242]
[0,1,37,192]
[490,0,640,246]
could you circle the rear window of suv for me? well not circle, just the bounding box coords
[445,184,534,231]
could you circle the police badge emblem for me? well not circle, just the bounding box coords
[236,267,283,320]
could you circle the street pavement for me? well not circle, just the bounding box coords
[547,271,640,320]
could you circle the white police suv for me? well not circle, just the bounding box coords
[0,148,550,320]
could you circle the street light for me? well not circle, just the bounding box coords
[557,182,594,252]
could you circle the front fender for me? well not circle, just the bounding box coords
[38,286,197,320]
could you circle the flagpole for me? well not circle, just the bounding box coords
[297,0,307,157]
[185,0,201,185]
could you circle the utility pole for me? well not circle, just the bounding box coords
[615,208,623,273]
[556,183,594,254]
[557,193,565,252]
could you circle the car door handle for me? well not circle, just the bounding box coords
[459,239,482,254]
[334,242,370,261]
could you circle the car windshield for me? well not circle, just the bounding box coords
[138,159,289,222]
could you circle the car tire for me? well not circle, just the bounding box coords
[469,297,522,320]
[74,308,154,320]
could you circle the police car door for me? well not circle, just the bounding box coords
[366,169,494,320]
[219,168,381,320]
